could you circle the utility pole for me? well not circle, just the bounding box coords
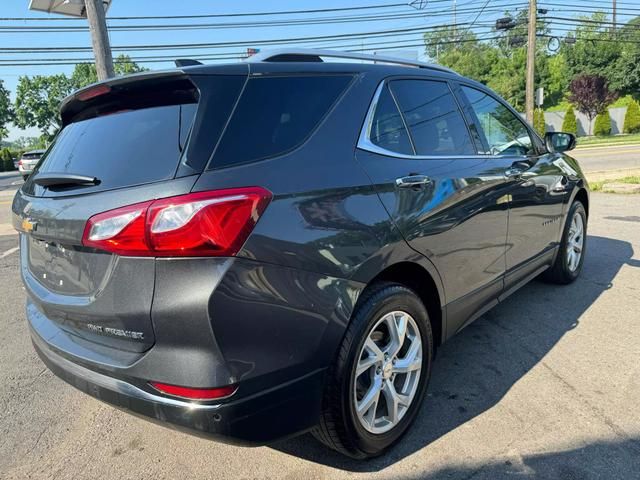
[613,0,617,34]
[525,0,536,124]
[84,0,114,80]
[453,0,457,40]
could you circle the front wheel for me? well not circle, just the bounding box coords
[542,200,587,284]
[313,282,433,458]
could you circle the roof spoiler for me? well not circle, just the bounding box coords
[59,70,193,126]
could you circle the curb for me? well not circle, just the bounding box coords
[575,143,640,151]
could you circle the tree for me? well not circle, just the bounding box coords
[533,108,546,135]
[13,74,74,139]
[562,106,578,135]
[71,55,147,89]
[11,136,44,150]
[0,148,14,172]
[0,80,12,143]
[593,112,611,136]
[568,74,617,135]
[623,100,640,134]
[424,12,565,111]
[564,13,623,83]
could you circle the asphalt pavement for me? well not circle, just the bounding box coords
[572,144,640,174]
[1,159,639,479]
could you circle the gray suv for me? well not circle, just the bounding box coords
[12,50,588,459]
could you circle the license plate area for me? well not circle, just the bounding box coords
[27,236,112,296]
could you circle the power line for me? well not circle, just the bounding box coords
[541,2,640,13]
[0,32,506,67]
[0,1,437,21]
[0,3,525,32]
[0,21,497,53]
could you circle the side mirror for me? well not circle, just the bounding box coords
[544,132,576,153]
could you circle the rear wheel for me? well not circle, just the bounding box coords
[543,200,587,284]
[313,282,433,458]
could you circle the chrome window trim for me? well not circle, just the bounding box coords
[357,80,496,161]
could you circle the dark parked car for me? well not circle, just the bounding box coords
[12,50,588,459]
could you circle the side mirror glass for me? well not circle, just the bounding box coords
[544,132,576,153]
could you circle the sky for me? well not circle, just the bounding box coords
[0,0,634,141]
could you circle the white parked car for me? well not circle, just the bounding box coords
[18,149,45,180]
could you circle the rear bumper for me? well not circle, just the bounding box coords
[21,246,362,444]
[31,328,326,445]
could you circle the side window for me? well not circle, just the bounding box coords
[389,79,475,156]
[461,86,534,156]
[211,75,352,169]
[369,84,414,155]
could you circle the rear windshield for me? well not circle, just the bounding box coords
[33,103,195,192]
[210,75,353,169]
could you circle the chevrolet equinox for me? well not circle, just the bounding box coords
[12,50,589,459]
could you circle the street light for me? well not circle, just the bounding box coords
[28,0,112,18]
[28,0,114,80]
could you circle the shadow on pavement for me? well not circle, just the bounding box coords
[399,437,640,479]
[272,235,637,472]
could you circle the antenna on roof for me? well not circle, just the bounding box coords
[174,59,203,68]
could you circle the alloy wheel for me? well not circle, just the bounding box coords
[353,311,423,434]
[566,212,584,272]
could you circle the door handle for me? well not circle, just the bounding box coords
[504,167,524,178]
[395,175,432,188]
[505,160,531,178]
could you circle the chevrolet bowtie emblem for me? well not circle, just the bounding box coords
[22,218,36,233]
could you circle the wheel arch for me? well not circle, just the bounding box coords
[574,187,589,218]
[356,261,445,348]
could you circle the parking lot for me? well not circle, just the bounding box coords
[0,186,639,479]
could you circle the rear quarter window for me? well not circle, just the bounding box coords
[210,75,353,169]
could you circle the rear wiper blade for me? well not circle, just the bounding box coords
[32,173,100,188]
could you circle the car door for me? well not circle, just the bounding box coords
[456,84,567,293]
[355,76,515,338]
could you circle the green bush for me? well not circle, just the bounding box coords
[562,106,578,135]
[0,148,12,172]
[533,108,546,136]
[623,101,640,134]
[593,111,612,137]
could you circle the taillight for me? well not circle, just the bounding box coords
[149,381,237,400]
[82,187,272,257]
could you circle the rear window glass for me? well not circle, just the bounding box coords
[35,103,195,192]
[210,75,352,169]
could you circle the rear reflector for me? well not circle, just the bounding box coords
[82,187,272,257]
[150,382,237,400]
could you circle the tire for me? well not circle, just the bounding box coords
[313,282,433,459]
[542,200,587,284]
